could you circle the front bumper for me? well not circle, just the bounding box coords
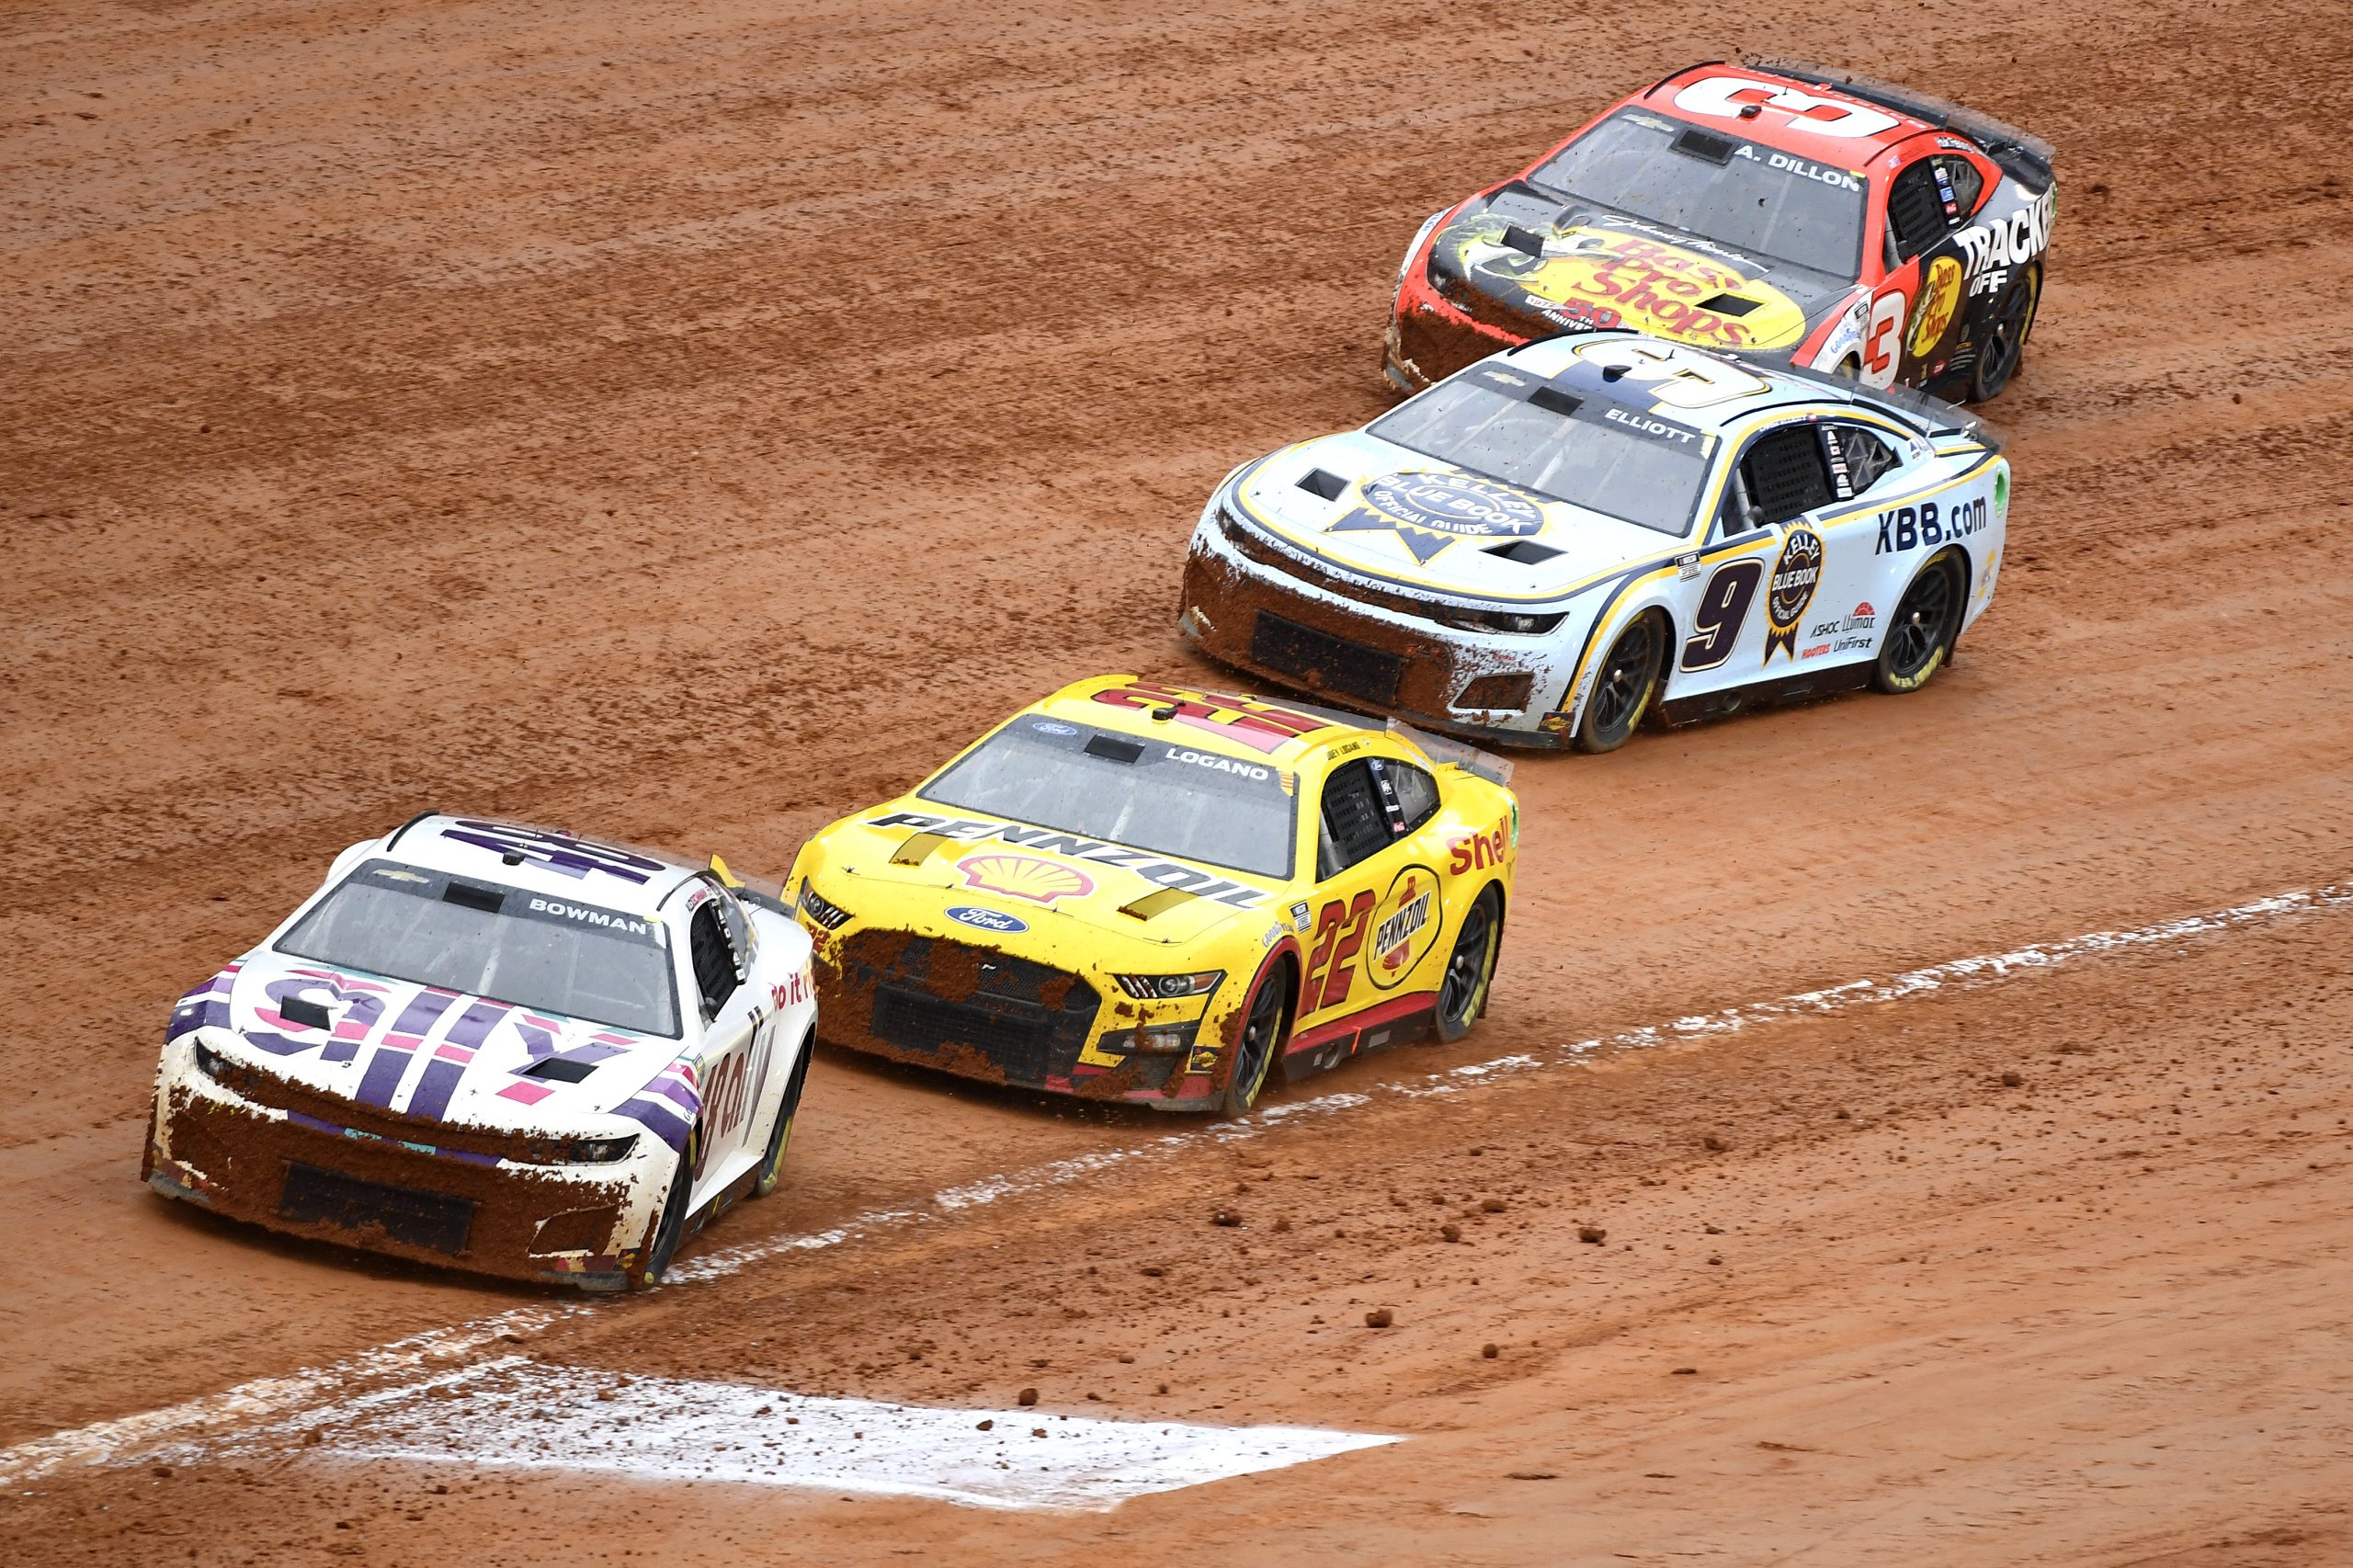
[1177,508,1576,750]
[809,926,1229,1111]
[144,1033,667,1290]
[1384,269,1525,394]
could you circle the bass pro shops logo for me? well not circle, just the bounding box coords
[1327,472,1545,565]
[1763,526,1824,663]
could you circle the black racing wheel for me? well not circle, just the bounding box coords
[1971,263,2040,402]
[1219,957,1293,1118]
[1435,886,1503,1042]
[751,1030,814,1199]
[632,1121,701,1290]
[1873,551,1966,694]
[1574,612,1665,754]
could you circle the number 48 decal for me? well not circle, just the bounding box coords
[1679,559,1764,672]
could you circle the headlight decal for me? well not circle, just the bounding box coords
[1113,971,1224,1001]
[797,879,854,931]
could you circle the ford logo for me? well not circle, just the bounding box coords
[1029,720,1078,736]
[946,905,1028,935]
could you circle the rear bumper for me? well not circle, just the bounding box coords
[810,928,1226,1111]
[145,1034,666,1290]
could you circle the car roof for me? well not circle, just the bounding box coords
[1027,675,1387,769]
[1632,62,1938,165]
[1478,332,1881,437]
[375,812,706,918]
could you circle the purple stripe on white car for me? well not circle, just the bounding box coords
[404,999,510,1120]
[612,1096,693,1153]
[354,989,462,1108]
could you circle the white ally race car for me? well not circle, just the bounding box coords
[143,814,815,1289]
[1181,329,2009,750]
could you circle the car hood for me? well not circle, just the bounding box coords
[173,951,696,1137]
[1229,434,1680,605]
[1427,185,1854,354]
[803,804,1296,959]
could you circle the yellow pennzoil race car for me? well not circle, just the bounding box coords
[787,676,1519,1115]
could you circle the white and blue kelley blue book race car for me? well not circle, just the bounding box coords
[142,814,815,1290]
[1180,329,2009,751]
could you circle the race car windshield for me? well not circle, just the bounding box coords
[1529,109,1866,277]
[277,860,679,1036]
[918,719,1296,881]
[1369,371,1710,536]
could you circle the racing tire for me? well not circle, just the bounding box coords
[631,1121,701,1290]
[1218,957,1293,1119]
[1872,550,1966,694]
[1970,264,2040,403]
[1574,611,1665,754]
[1435,886,1503,1043]
[750,1029,814,1199]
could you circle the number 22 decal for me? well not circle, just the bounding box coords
[1679,558,1765,672]
[1302,891,1375,1012]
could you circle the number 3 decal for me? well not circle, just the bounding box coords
[1680,559,1765,672]
[1861,289,1905,389]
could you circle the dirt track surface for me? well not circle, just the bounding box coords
[4,0,2350,1562]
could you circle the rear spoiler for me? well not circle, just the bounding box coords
[1769,360,2007,454]
[1743,56,2056,190]
[1391,721,1516,788]
[1231,691,1517,787]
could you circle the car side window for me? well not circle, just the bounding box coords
[1381,759,1440,835]
[1886,158,1949,263]
[688,899,741,1018]
[1823,423,1901,501]
[1933,154,1984,221]
[1318,760,1394,879]
[1735,424,1836,528]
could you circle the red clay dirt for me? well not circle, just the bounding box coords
[4,0,2351,1562]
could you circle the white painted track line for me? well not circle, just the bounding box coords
[6,879,2347,1491]
[173,1358,1398,1511]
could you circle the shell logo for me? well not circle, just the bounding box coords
[955,853,1096,906]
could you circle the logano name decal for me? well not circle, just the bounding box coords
[1875,495,1992,555]
[870,812,1271,909]
[1164,746,1272,780]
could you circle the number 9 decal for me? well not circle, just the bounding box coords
[1861,289,1905,389]
[1680,559,1765,672]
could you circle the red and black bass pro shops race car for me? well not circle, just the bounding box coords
[1386,60,2055,404]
